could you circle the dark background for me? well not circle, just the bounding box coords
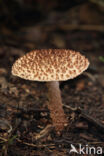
[0,0,104,155]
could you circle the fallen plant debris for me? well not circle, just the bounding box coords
[0,1,104,155]
[63,105,104,135]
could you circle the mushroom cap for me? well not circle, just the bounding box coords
[12,49,89,81]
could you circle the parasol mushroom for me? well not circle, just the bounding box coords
[12,49,89,134]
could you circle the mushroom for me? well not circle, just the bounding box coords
[11,49,89,133]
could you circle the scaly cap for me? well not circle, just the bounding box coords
[12,49,89,81]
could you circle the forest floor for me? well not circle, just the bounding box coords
[0,1,104,156]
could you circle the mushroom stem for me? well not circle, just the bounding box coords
[46,81,68,133]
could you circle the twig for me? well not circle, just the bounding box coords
[83,72,96,82]
[0,137,8,143]
[16,138,55,148]
[59,24,104,32]
[63,104,77,111]
[7,104,48,113]
[80,110,104,134]
[44,24,104,32]
[63,104,104,134]
[0,119,12,133]
[34,124,54,141]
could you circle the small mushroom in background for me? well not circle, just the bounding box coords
[11,49,89,134]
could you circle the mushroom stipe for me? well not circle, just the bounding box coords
[46,81,68,133]
[12,49,89,134]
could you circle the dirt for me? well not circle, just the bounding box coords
[0,1,104,156]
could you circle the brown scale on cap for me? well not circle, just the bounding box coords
[12,49,89,81]
[12,49,90,134]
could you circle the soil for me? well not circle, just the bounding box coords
[0,1,104,156]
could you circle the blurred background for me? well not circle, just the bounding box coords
[0,0,104,71]
[0,1,104,155]
[0,0,104,68]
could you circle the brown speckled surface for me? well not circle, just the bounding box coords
[12,49,89,81]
